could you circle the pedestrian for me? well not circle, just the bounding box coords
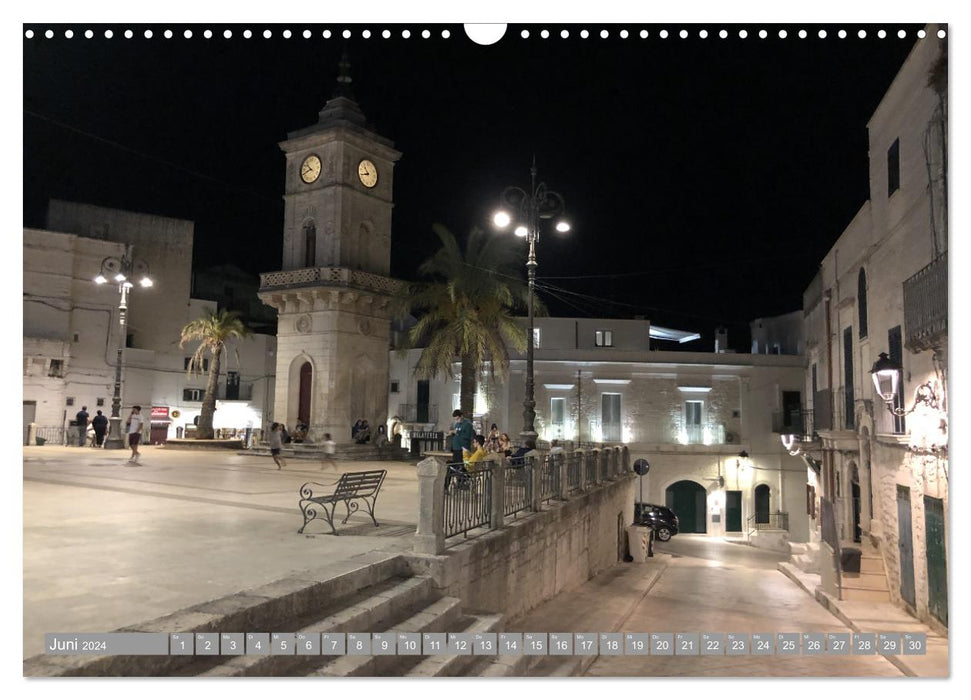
[486,423,501,452]
[268,422,286,469]
[446,409,474,489]
[321,432,337,471]
[126,405,145,464]
[91,410,108,447]
[75,405,90,447]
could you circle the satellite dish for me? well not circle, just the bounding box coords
[633,458,650,475]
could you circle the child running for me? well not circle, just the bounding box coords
[321,432,338,471]
[269,422,286,469]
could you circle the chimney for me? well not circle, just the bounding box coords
[715,326,730,353]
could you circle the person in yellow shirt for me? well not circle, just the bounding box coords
[464,434,489,470]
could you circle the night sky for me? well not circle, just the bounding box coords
[23,23,923,349]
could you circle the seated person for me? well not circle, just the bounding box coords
[464,434,489,470]
[292,422,308,443]
[355,420,371,444]
[374,424,389,448]
[497,432,513,456]
[508,438,537,467]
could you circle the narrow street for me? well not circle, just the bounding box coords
[584,535,903,677]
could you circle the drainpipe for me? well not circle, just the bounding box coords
[824,287,834,498]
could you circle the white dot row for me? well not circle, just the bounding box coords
[23,27,947,41]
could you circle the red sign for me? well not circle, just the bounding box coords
[151,406,170,420]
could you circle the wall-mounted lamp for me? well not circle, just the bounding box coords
[870,352,942,416]
[781,434,801,456]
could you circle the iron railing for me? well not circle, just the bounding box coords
[903,252,947,353]
[599,450,609,481]
[537,454,559,503]
[772,408,815,438]
[31,426,66,446]
[566,451,582,494]
[396,403,438,424]
[748,511,790,532]
[443,463,492,539]
[504,462,532,518]
[584,450,598,486]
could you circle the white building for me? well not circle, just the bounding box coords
[389,315,808,544]
[23,201,276,444]
[796,30,948,630]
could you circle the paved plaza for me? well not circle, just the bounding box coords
[22,445,420,659]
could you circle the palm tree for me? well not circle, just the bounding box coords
[180,308,252,439]
[403,224,532,417]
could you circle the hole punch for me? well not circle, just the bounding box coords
[465,24,506,45]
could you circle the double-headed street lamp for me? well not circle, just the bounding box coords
[493,159,570,442]
[94,244,153,449]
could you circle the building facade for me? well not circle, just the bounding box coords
[390,315,809,544]
[797,30,948,629]
[23,202,276,444]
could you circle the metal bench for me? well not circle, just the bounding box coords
[298,469,387,535]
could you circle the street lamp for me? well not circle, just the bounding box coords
[870,351,942,416]
[493,158,570,442]
[94,244,153,449]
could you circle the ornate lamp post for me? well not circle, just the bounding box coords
[94,245,153,449]
[493,159,570,442]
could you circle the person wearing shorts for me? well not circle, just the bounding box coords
[321,432,338,471]
[269,422,286,469]
[126,406,145,464]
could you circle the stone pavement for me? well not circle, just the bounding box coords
[582,538,904,677]
[779,562,948,677]
[22,445,421,658]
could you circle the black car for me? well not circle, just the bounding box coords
[634,503,679,541]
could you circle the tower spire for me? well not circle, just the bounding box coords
[335,50,354,99]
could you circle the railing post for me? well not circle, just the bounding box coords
[530,456,542,512]
[593,449,602,486]
[557,453,569,500]
[490,457,505,530]
[27,422,37,447]
[414,456,445,555]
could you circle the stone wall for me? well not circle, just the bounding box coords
[405,473,635,622]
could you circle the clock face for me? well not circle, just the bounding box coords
[300,154,322,184]
[358,159,378,188]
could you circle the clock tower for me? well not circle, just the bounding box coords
[259,56,403,441]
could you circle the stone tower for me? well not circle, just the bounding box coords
[258,57,402,441]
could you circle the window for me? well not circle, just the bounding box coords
[532,328,541,348]
[843,326,855,429]
[48,359,65,377]
[888,138,900,196]
[73,333,80,343]
[390,380,400,394]
[182,388,204,402]
[96,398,105,407]
[303,221,317,267]
[685,400,703,443]
[602,393,621,441]
[550,397,565,426]
[66,397,75,406]
[595,330,614,347]
[858,268,868,339]
[184,357,210,372]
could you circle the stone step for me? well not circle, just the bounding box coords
[789,543,809,555]
[246,445,411,461]
[194,575,435,677]
[861,555,886,574]
[308,597,467,677]
[841,585,891,603]
[842,571,890,590]
[404,613,505,677]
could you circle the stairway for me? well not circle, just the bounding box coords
[840,539,891,603]
[788,541,820,574]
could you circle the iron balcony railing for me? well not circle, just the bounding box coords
[443,462,492,539]
[903,252,947,353]
[772,409,815,438]
[748,511,790,532]
[396,404,438,424]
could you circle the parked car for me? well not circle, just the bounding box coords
[634,503,679,541]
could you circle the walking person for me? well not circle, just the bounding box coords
[446,409,473,489]
[75,405,89,447]
[91,410,108,447]
[269,422,286,469]
[321,432,338,471]
[126,406,145,464]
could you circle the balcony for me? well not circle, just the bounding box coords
[772,409,815,438]
[259,266,402,296]
[395,403,438,423]
[903,252,947,353]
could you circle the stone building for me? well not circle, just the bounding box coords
[258,69,402,442]
[390,315,809,545]
[23,201,276,444]
[794,30,948,630]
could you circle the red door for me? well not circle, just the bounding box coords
[299,362,312,425]
[150,425,169,445]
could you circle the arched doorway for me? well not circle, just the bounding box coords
[754,484,771,524]
[665,480,707,533]
[298,362,312,425]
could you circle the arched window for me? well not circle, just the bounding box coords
[858,267,868,339]
[303,221,317,268]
